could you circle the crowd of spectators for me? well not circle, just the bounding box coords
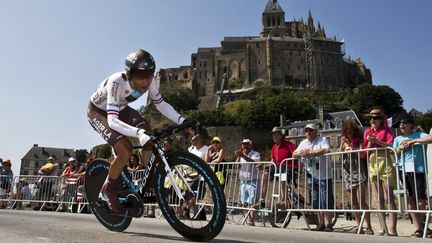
[1,107,432,237]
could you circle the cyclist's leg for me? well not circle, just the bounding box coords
[100,138,132,214]
[125,106,153,168]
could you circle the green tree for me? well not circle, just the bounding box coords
[351,83,404,117]
[91,144,112,159]
[415,109,432,132]
[74,149,89,164]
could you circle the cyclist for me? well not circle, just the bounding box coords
[87,49,191,214]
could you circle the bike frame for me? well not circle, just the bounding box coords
[118,143,192,203]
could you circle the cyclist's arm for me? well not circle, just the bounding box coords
[106,79,141,137]
[148,78,185,124]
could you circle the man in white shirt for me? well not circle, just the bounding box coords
[293,124,333,231]
[188,134,208,160]
[187,134,208,220]
[235,139,261,226]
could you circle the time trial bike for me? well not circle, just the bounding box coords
[85,121,226,241]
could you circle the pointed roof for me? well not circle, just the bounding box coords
[308,9,313,19]
[264,0,284,13]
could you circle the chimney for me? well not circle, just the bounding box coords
[318,106,324,122]
[280,114,286,127]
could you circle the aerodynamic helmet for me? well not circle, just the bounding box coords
[125,49,156,76]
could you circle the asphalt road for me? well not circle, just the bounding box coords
[0,210,428,243]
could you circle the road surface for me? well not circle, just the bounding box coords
[0,210,427,243]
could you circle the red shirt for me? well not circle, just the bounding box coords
[271,139,298,168]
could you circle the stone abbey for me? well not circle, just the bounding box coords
[159,0,372,102]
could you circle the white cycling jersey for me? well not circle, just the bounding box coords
[90,71,184,138]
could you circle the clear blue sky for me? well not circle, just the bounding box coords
[1,0,431,176]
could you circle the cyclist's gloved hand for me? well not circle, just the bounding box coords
[137,129,151,146]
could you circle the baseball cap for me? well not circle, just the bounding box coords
[399,115,415,124]
[241,139,252,145]
[272,127,285,134]
[304,124,317,130]
[68,157,76,162]
[47,156,54,161]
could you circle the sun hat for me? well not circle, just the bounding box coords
[365,108,386,118]
[211,136,222,144]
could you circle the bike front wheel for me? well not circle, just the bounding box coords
[155,151,226,242]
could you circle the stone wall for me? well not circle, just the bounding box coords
[205,126,273,161]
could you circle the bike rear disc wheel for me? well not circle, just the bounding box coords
[85,159,132,232]
[155,152,226,242]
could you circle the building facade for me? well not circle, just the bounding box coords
[20,144,75,176]
[159,0,372,104]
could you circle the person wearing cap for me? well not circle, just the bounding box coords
[0,159,13,209]
[235,138,261,226]
[293,123,333,231]
[205,136,227,188]
[363,108,398,236]
[393,114,432,237]
[188,134,208,161]
[270,126,298,206]
[58,157,80,211]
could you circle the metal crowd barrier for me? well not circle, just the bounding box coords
[0,175,88,212]
[399,142,431,237]
[2,143,432,237]
[269,147,402,232]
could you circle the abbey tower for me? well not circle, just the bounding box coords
[159,0,372,106]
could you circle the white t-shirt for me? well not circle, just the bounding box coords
[295,136,332,179]
[239,149,261,182]
[188,145,209,160]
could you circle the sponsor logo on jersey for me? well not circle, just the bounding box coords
[110,82,119,101]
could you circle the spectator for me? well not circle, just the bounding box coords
[270,127,298,206]
[235,138,261,226]
[11,178,31,209]
[58,157,80,211]
[188,134,208,161]
[78,155,94,178]
[0,159,13,209]
[77,155,93,214]
[187,134,208,220]
[363,108,397,236]
[34,156,58,210]
[205,136,226,189]
[127,153,142,173]
[393,114,432,237]
[340,120,373,235]
[293,124,333,231]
